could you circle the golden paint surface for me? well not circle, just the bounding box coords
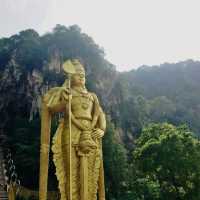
[39,60,106,200]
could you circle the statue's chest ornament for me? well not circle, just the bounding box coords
[72,90,93,110]
[81,101,90,110]
[80,96,91,110]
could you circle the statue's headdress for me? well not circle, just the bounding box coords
[62,59,85,75]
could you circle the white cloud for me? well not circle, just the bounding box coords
[0,0,200,71]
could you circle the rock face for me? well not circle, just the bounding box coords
[0,55,44,129]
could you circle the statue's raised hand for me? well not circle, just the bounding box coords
[60,87,70,101]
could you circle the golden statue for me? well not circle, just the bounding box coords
[39,59,106,200]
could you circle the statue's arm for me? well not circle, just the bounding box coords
[91,93,101,128]
[91,93,106,139]
[98,107,106,132]
[43,87,67,113]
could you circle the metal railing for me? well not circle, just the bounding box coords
[0,146,20,200]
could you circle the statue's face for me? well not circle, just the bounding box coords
[71,72,86,87]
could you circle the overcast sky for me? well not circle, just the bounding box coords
[0,0,200,71]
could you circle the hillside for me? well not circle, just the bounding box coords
[108,60,200,144]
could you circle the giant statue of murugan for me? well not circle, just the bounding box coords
[39,59,106,200]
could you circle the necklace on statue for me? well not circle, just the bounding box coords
[73,86,88,95]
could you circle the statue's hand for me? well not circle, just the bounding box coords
[60,87,70,101]
[92,128,104,139]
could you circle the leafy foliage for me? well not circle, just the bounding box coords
[133,123,200,200]
[103,119,129,199]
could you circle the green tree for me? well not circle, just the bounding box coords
[133,123,200,200]
[103,119,129,200]
[14,29,44,71]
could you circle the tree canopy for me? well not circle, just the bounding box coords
[133,123,200,200]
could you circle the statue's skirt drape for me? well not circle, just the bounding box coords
[52,119,102,200]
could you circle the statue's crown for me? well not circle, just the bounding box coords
[62,59,85,75]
